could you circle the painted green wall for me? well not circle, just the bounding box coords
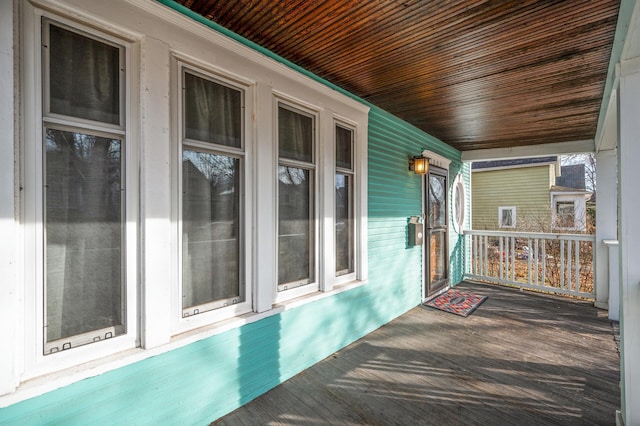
[472,165,554,230]
[1,1,466,423]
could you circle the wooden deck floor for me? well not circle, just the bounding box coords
[214,282,620,425]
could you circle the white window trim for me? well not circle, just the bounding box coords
[498,206,517,229]
[452,174,466,234]
[421,149,452,170]
[554,200,576,229]
[20,4,140,381]
[331,118,358,288]
[551,193,588,231]
[273,96,321,303]
[170,59,255,335]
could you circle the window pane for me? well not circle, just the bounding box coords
[336,126,353,170]
[336,174,354,275]
[45,129,124,344]
[429,231,447,283]
[182,151,241,310]
[278,166,314,287]
[278,106,313,162]
[501,209,513,227]
[184,72,242,148]
[49,24,120,125]
[454,181,464,228]
[428,174,446,227]
[557,202,575,228]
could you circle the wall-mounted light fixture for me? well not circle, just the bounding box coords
[408,156,429,175]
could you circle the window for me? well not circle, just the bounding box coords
[452,174,466,233]
[42,20,126,353]
[335,124,355,276]
[498,206,516,228]
[277,103,316,291]
[180,67,246,317]
[556,201,575,228]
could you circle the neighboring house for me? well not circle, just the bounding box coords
[472,158,591,232]
[471,157,559,230]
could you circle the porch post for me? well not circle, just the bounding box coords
[0,0,17,396]
[618,56,640,426]
[594,149,617,310]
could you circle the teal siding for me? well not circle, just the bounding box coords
[1,2,468,424]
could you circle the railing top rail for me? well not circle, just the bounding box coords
[463,229,595,242]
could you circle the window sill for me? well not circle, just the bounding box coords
[275,279,368,311]
[1,278,368,408]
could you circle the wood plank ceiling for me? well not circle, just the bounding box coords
[175,0,620,152]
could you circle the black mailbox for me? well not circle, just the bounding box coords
[408,216,424,246]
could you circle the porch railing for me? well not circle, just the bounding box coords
[463,230,596,299]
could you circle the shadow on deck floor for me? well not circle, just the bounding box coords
[214,281,620,426]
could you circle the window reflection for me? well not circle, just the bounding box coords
[182,151,241,310]
[278,166,313,287]
[44,128,123,343]
[429,174,446,228]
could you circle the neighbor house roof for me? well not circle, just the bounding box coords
[550,185,591,194]
[472,156,558,171]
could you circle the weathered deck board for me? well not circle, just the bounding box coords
[213,282,620,425]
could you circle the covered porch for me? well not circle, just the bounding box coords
[216,282,620,425]
[0,0,638,424]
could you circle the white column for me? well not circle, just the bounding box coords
[140,37,172,348]
[320,109,334,292]
[254,82,276,313]
[618,56,640,426]
[0,0,17,396]
[595,149,617,309]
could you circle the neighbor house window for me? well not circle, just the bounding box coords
[498,206,516,228]
[42,20,126,353]
[277,103,316,291]
[180,67,245,316]
[335,124,355,276]
[556,201,575,228]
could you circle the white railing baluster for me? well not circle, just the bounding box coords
[567,239,572,291]
[499,237,504,280]
[560,240,565,290]
[473,235,477,275]
[463,230,595,299]
[527,238,532,285]
[529,238,540,285]
[483,235,488,277]
[511,236,515,282]
[542,239,547,287]
[575,240,580,292]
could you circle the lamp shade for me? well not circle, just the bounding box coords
[409,156,428,175]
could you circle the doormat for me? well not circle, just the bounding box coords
[424,289,487,317]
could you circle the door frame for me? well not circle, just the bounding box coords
[424,165,449,299]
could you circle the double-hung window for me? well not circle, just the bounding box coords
[180,66,246,317]
[335,124,355,278]
[41,20,127,353]
[277,103,316,292]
